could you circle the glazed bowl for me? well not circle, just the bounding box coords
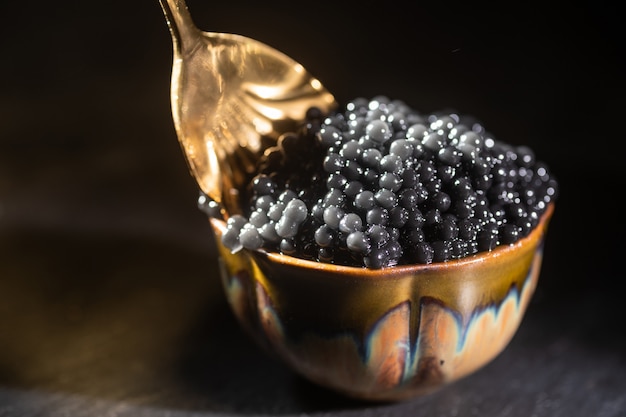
[210,202,554,401]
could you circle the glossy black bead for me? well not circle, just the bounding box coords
[412,242,434,264]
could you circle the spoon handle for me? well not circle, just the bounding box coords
[158,0,199,54]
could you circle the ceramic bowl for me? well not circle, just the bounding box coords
[209,202,554,401]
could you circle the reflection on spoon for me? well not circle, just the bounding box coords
[159,0,336,207]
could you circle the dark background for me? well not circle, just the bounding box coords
[0,1,624,416]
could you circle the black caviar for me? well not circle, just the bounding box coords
[202,96,558,269]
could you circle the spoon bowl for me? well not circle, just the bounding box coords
[159,0,336,208]
[159,0,555,400]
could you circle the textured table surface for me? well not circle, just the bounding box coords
[1,1,624,416]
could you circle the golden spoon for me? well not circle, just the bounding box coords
[159,0,555,401]
[159,0,336,208]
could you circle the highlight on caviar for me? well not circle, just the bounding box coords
[201,96,559,269]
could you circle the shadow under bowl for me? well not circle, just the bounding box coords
[209,203,554,401]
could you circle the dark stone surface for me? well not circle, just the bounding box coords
[0,1,624,416]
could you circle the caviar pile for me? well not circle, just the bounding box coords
[209,96,558,269]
